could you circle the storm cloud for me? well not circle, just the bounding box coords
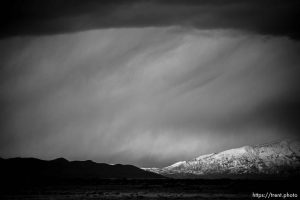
[1,0,299,39]
[0,26,299,167]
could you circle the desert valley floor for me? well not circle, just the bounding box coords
[1,179,299,200]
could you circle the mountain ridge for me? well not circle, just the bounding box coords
[143,139,300,179]
[0,157,166,185]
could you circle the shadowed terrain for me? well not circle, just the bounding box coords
[0,157,165,185]
[1,179,299,200]
[0,157,299,199]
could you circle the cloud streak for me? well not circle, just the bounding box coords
[0,27,299,167]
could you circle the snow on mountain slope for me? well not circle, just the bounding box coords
[143,140,300,178]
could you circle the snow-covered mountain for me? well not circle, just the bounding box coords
[143,140,300,178]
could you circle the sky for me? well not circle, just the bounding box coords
[0,0,299,167]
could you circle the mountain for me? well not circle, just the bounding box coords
[0,157,165,184]
[143,140,300,179]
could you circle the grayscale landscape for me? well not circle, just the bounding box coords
[0,0,299,199]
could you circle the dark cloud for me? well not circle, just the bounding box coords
[0,0,299,39]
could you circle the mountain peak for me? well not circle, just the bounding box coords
[144,139,300,179]
[52,157,69,163]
